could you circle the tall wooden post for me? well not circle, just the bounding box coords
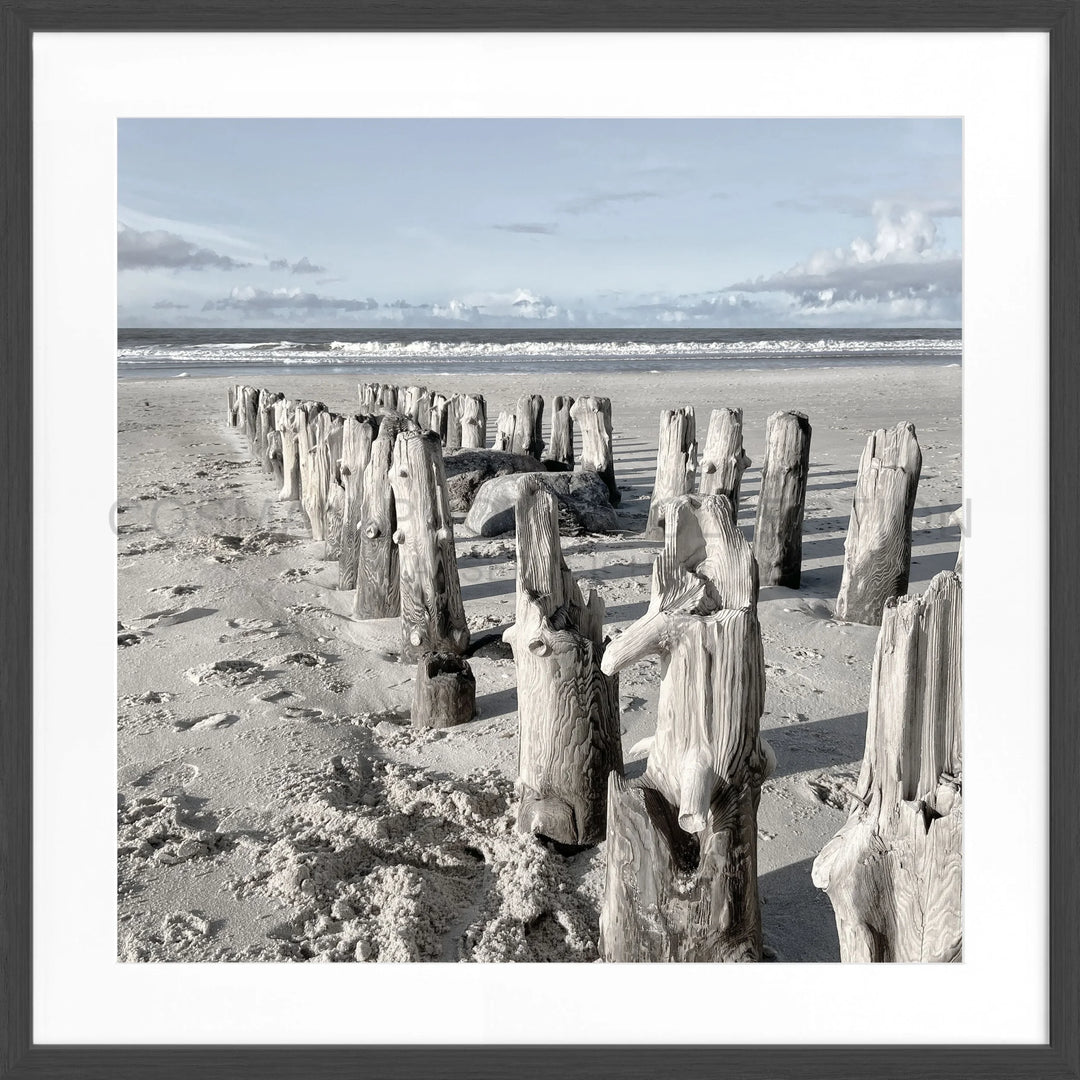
[502,475,622,848]
[297,402,324,538]
[599,494,771,962]
[241,386,260,450]
[700,407,750,513]
[644,407,697,541]
[390,430,470,661]
[444,395,463,451]
[319,415,346,559]
[492,409,516,452]
[511,394,544,458]
[835,422,923,625]
[458,393,487,449]
[542,395,575,470]
[813,571,962,962]
[429,392,450,444]
[753,410,811,588]
[339,415,377,590]
[378,384,398,412]
[275,400,301,502]
[354,415,402,620]
[570,396,618,505]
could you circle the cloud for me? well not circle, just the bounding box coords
[727,200,960,317]
[492,223,557,235]
[202,286,378,315]
[269,256,328,274]
[117,225,250,271]
[152,300,189,310]
[557,190,661,215]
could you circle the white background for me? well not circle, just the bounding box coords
[33,32,1048,1044]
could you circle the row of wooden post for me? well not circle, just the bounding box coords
[228,382,476,728]
[646,404,923,625]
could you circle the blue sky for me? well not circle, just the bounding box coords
[118,118,961,329]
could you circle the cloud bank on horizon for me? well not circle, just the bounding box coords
[118,118,961,329]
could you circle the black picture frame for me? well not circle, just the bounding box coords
[3,3,1077,1078]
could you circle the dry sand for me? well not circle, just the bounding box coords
[117,363,961,962]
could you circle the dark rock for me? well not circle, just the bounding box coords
[443,449,544,512]
[463,471,620,536]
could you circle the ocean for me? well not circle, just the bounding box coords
[117,327,962,380]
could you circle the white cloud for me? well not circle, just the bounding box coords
[117,225,250,272]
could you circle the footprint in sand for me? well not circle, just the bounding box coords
[148,583,201,597]
[173,713,240,733]
[118,632,144,648]
[184,659,266,687]
[219,617,284,643]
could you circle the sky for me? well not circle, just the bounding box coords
[117,118,961,329]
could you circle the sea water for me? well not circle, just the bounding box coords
[117,327,962,380]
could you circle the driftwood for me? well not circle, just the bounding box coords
[390,430,470,661]
[339,415,377,590]
[412,652,476,728]
[354,415,403,620]
[812,571,962,962]
[542,395,575,470]
[835,422,923,624]
[599,494,771,962]
[458,394,487,449]
[502,475,621,847]
[699,407,750,512]
[511,394,544,459]
[753,410,811,587]
[570,396,618,505]
[492,409,516,452]
[644,407,697,541]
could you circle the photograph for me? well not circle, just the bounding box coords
[115,117,963,964]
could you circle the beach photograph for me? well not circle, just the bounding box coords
[116,118,962,964]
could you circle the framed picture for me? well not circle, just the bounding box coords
[4,3,1077,1078]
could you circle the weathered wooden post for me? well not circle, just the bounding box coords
[277,401,302,502]
[412,653,476,728]
[266,430,284,488]
[429,392,450,443]
[402,386,427,423]
[390,430,470,661]
[502,475,622,848]
[358,383,379,412]
[753,410,811,588]
[354,415,403,620]
[835,422,923,624]
[511,394,544,458]
[445,396,463,451]
[570,396,619,505]
[227,385,239,427]
[813,571,962,962]
[296,402,323,537]
[339,415,378,590]
[319,415,346,559]
[458,393,487,449]
[700,407,750,512]
[241,386,260,449]
[378,384,398,412]
[644,407,697,541]
[257,391,283,478]
[542,395,575,470]
[492,409,516,452]
[599,494,772,962]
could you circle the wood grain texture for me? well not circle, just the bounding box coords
[412,652,476,728]
[511,393,544,458]
[835,422,923,624]
[644,406,697,540]
[503,474,622,846]
[753,409,812,587]
[354,414,402,620]
[570,395,619,505]
[339,415,377,590]
[699,406,750,511]
[444,394,463,450]
[429,391,450,444]
[390,430,470,661]
[600,494,771,961]
[276,400,302,502]
[457,393,487,449]
[812,571,962,963]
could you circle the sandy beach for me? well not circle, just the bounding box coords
[116,362,961,963]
